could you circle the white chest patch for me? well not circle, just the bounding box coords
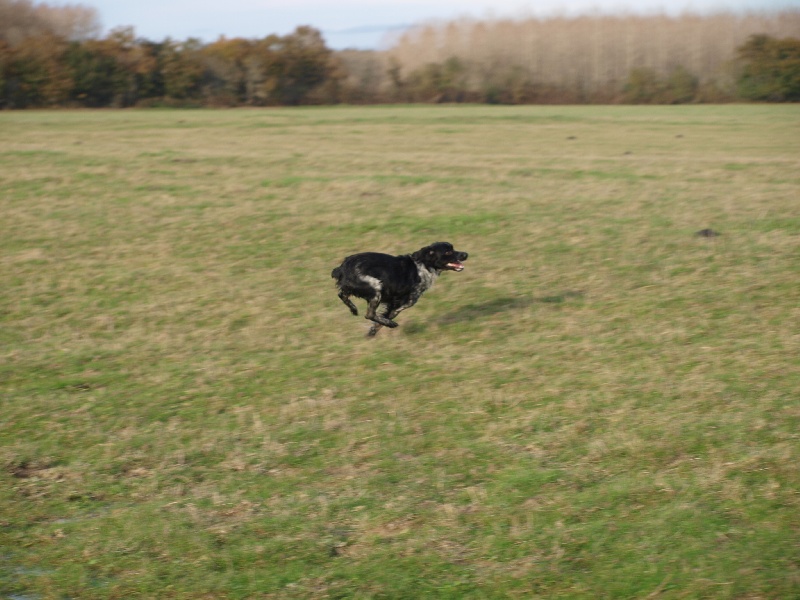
[416,263,439,292]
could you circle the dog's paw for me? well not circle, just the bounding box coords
[366,327,379,337]
[386,321,399,328]
[350,307,359,316]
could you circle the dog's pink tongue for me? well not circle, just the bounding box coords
[448,262,465,271]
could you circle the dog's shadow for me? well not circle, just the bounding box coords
[437,290,585,326]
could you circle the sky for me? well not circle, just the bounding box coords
[70,0,799,50]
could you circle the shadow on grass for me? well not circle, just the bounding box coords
[437,290,585,326]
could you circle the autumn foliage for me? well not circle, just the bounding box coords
[1,0,799,107]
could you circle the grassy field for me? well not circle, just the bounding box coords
[1,105,799,599]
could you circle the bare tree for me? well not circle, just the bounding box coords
[386,9,800,102]
[0,0,99,46]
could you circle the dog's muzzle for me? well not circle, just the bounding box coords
[447,252,468,271]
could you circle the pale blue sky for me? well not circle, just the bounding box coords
[69,0,798,49]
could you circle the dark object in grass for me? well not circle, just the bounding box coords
[332,242,468,337]
[696,228,721,237]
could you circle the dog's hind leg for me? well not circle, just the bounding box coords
[365,294,398,330]
[366,306,404,337]
[338,290,359,316]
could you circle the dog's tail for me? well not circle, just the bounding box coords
[331,266,342,283]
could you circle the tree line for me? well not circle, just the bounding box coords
[1,0,798,108]
[1,22,338,108]
[383,11,800,104]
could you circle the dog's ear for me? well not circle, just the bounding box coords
[412,245,432,261]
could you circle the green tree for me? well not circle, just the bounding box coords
[160,39,204,102]
[663,66,698,103]
[481,63,535,104]
[135,40,166,100]
[261,26,334,105]
[622,67,662,103]
[0,40,11,107]
[201,36,251,105]
[404,57,471,102]
[736,34,800,101]
[66,38,127,106]
[66,27,158,107]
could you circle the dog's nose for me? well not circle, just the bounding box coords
[460,252,469,260]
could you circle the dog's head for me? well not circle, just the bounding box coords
[412,242,469,272]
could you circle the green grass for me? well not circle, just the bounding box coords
[1,104,799,599]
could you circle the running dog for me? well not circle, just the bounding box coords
[331,241,469,337]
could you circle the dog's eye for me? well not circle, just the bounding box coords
[445,251,452,255]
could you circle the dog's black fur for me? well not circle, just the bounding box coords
[332,241,469,337]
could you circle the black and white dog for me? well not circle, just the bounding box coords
[331,241,469,337]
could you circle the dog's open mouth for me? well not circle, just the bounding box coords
[446,262,465,272]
